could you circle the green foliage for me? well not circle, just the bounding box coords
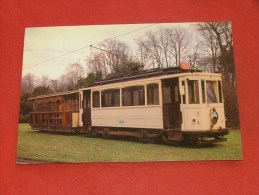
[106,61,144,79]
[19,93,32,123]
[223,81,240,127]
[32,86,54,97]
[76,72,103,88]
[17,124,242,163]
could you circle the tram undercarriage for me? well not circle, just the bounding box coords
[79,126,229,146]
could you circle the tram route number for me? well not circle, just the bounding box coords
[118,120,125,124]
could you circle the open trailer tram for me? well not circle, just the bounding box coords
[29,66,229,145]
[29,90,80,132]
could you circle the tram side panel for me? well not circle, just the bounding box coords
[91,106,163,129]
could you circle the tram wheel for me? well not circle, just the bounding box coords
[74,128,80,134]
[138,130,151,143]
[102,128,110,139]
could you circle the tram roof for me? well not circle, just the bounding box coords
[28,90,79,100]
[87,67,202,87]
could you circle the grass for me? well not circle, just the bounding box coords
[17,124,243,163]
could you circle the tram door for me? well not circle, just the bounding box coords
[162,78,182,130]
[82,90,91,127]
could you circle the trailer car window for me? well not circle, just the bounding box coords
[147,83,159,105]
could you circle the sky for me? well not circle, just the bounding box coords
[22,22,199,80]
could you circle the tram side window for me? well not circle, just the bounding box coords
[73,97,79,111]
[102,89,120,107]
[122,86,145,106]
[188,80,200,104]
[147,83,159,105]
[49,102,53,111]
[41,102,46,111]
[57,100,62,112]
[92,91,100,108]
[67,98,71,111]
[206,81,218,103]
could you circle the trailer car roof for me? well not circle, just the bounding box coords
[28,90,79,100]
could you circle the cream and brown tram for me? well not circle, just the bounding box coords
[29,67,229,145]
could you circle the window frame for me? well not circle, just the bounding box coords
[122,85,145,107]
[101,88,120,108]
[146,83,160,106]
[187,79,200,104]
[92,91,100,108]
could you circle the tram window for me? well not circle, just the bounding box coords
[162,85,171,104]
[206,81,218,103]
[73,98,79,111]
[218,81,223,103]
[83,93,91,109]
[49,102,53,111]
[201,80,206,103]
[188,80,200,104]
[147,83,159,105]
[57,101,60,111]
[174,85,179,102]
[41,102,46,111]
[122,86,145,106]
[67,98,71,111]
[102,89,120,107]
[93,91,100,108]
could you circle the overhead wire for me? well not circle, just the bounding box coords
[23,23,157,70]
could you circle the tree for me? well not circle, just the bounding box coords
[137,26,190,69]
[168,26,190,67]
[88,39,143,79]
[87,52,107,78]
[137,30,164,68]
[65,62,84,89]
[49,79,59,92]
[76,72,103,88]
[58,74,69,91]
[21,73,36,93]
[32,86,53,97]
[196,23,220,72]
[38,75,50,87]
[19,92,32,123]
[91,39,130,76]
[196,22,234,83]
[197,22,238,127]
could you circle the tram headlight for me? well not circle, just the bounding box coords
[211,108,218,125]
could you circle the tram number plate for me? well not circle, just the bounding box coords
[118,120,125,124]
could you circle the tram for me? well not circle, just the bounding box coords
[29,66,229,144]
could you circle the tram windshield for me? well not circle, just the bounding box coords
[206,81,218,103]
[188,80,200,104]
[185,79,223,104]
